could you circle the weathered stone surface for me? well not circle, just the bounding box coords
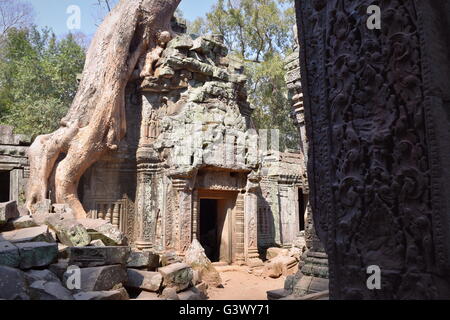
[161,287,179,300]
[0,225,55,243]
[63,265,127,292]
[126,269,162,292]
[52,204,74,216]
[127,250,159,269]
[264,256,297,279]
[178,287,207,300]
[0,241,19,267]
[266,248,289,260]
[135,291,163,300]
[267,288,291,301]
[0,201,19,225]
[73,289,129,300]
[49,259,69,280]
[160,251,182,266]
[158,262,193,292]
[78,219,126,246]
[68,246,131,267]
[90,239,105,247]
[11,216,38,230]
[0,266,30,300]
[15,242,58,269]
[185,239,222,287]
[30,199,51,218]
[47,217,90,247]
[25,269,60,283]
[29,280,74,300]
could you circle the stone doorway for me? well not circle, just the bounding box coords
[0,170,10,202]
[198,191,238,264]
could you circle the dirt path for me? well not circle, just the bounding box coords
[208,266,285,300]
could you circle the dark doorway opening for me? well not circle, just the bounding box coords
[200,199,219,262]
[0,171,10,202]
[298,189,306,232]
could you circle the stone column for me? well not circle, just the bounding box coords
[244,174,263,266]
[296,0,450,299]
[234,192,246,265]
[134,146,160,250]
[171,177,194,255]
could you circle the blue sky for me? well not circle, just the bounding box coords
[28,0,215,37]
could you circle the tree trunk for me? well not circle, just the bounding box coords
[26,0,181,219]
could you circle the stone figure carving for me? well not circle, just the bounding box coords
[295,0,450,299]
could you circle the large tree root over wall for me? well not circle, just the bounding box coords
[26,0,181,219]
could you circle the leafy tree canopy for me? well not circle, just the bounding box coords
[0,26,86,138]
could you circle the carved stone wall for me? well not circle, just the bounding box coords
[296,0,450,299]
[0,126,30,204]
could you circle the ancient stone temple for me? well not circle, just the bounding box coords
[77,27,306,266]
[258,150,306,250]
[0,126,30,204]
[296,0,450,299]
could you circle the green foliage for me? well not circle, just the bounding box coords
[0,27,85,138]
[188,0,298,150]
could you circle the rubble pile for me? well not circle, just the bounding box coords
[0,200,208,300]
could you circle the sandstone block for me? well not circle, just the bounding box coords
[25,269,60,283]
[29,280,74,300]
[68,246,131,267]
[0,241,20,267]
[178,287,207,300]
[161,287,179,300]
[49,259,69,280]
[264,256,298,279]
[135,291,163,300]
[127,250,159,269]
[90,239,105,247]
[0,266,30,300]
[266,247,289,260]
[126,269,162,292]
[11,216,38,230]
[63,265,127,292]
[0,201,19,225]
[78,218,126,246]
[0,226,55,243]
[15,242,58,269]
[73,289,129,300]
[158,262,193,292]
[47,217,90,247]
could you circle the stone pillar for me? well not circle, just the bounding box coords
[244,175,263,266]
[296,0,450,299]
[171,177,194,255]
[134,145,160,250]
[234,192,246,265]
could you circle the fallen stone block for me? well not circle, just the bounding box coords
[46,217,90,247]
[0,201,19,225]
[267,288,291,300]
[49,259,69,280]
[0,225,55,243]
[126,269,162,292]
[16,242,58,269]
[0,241,19,267]
[11,216,38,230]
[0,266,30,300]
[127,250,159,269]
[264,256,298,279]
[90,239,105,247]
[158,262,193,292]
[63,265,127,292]
[52,204,74,217]
[30,199,51,223]
[25,269,60,283]
[68,246,130,268]
[136,291,163,300]
[160,251,182,266]
[78,218,126,246]
[29,280,74,300]
[73,288,129,300]
[178,287,207,300]
[185,239,222,287]
[195,282,209,297]
[161,287,179,300]
[266,247,289,260]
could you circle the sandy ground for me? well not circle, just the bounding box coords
[207,266,285,300]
